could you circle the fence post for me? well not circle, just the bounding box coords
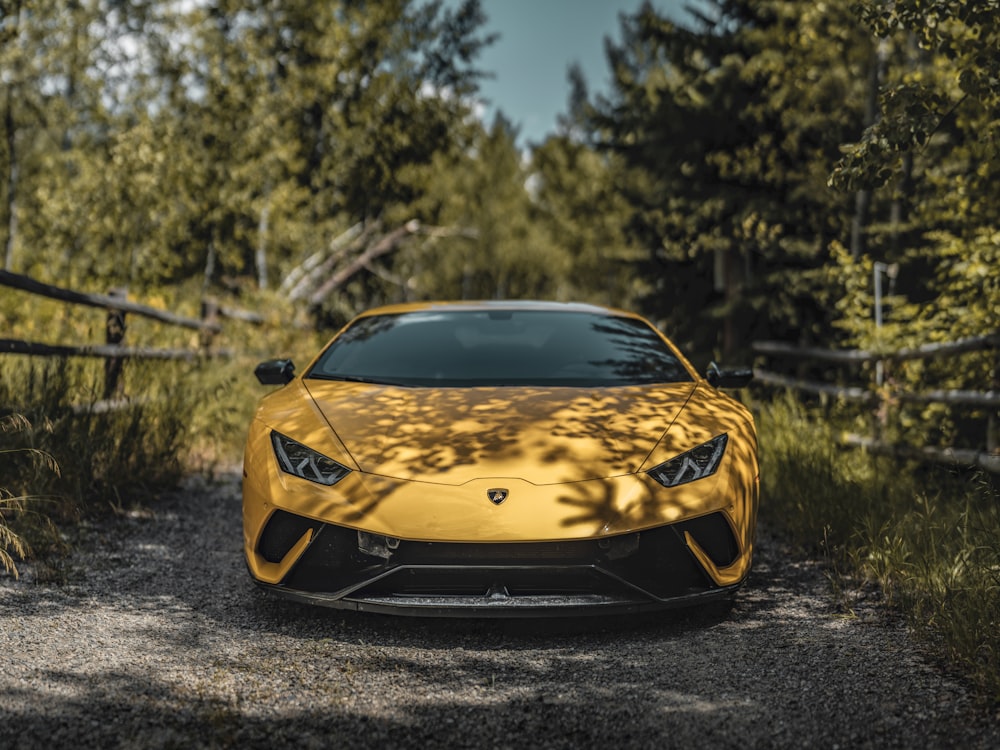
[200,297,219,350]
[103,287,128,399]
[990,335,999,454]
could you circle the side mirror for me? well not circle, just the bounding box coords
[255,359,295,385]
[706,361,753,389]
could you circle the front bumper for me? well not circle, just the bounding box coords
[248,511,748,618]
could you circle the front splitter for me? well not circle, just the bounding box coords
[252,579,742,619]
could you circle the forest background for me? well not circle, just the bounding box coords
[1,0,999,702]
[3,0,997,364]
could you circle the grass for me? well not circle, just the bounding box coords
[0,288,323,578]
[0,359,192,577]
[757,394,1000,703]
[0,414,61,578]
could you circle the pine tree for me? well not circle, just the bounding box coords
[583,0,874,358]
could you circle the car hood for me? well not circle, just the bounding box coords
[303,379,697,485]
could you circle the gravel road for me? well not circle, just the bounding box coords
[2,470,998,749]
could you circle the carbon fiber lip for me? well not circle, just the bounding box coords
[252,574,744,619]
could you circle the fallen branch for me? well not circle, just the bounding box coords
[308,220,421,307]
[282,222,366,298]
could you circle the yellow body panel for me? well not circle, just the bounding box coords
[242,382,758,587]
[301,380,699,483]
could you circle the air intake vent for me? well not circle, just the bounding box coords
[257,510,318,563]
[677,512,739,567]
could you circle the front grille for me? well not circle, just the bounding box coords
[364,566,618,598]
[601,525,712,599]
[281,524,384,592]
[390,537,631,565]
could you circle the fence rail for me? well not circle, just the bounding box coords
[1,270,259,398]
[839,432,1000,474]
[0,270,217,332]
[0,338,233,360]
[752,334,1000,473]
[753,333,1000,364]
[753,368,1000,408]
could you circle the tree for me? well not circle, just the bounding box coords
[398,116,567,305]
[827,0,1000,340]
[825,0,999,448]
[3,0,498,306]
[583,0,875,358]
[529,122,645,309]
[1,0,109,275]
[832,1,1000,195]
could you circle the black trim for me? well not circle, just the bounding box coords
[675,512,740,568]
[254,510,747,616]
[253,576,743,619]
[256,510,320,563]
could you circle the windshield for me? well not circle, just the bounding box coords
[306,309,693,387]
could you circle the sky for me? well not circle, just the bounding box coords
[449,0,698,145]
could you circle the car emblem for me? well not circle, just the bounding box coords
[487,488,509,505]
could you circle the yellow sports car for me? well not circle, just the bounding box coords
[242,301,758,616]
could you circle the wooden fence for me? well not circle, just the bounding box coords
[0,269,264,401]
[752,333,1000,473]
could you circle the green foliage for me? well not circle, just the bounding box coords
[827,1,998,414]
[582,0,873,357]
[0,273,325,490]
[758,396,1000,702]
[399,118,571,303]
[834,0,1000,193]
[0,353,200,580]
[182,310,329,467]
[529,133,648,308]
[756,394,873,545]
[820,230,997,453]
[866,483,1000,702]
[2,0,996,351]
[0,319,308,574]
[919,228,1000,339]
[0,359,187,504]
[4,0,496,297]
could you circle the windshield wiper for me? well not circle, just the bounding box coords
[306,373,407,387]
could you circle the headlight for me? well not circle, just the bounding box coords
[648,434,728,488]
[271,432,350,486]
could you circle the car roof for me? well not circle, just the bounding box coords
[351,300,640,319]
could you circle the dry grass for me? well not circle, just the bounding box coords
[0,414,60,578]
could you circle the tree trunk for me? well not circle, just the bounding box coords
[851,38,887,260]
[256,197,270,290]
[204,239,217,292]
[4,86,18,272]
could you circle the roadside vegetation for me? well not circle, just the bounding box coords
[758,395,1000,703]
[0,414,57,578]
[1,0,997,705]
[0,289,322,578]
